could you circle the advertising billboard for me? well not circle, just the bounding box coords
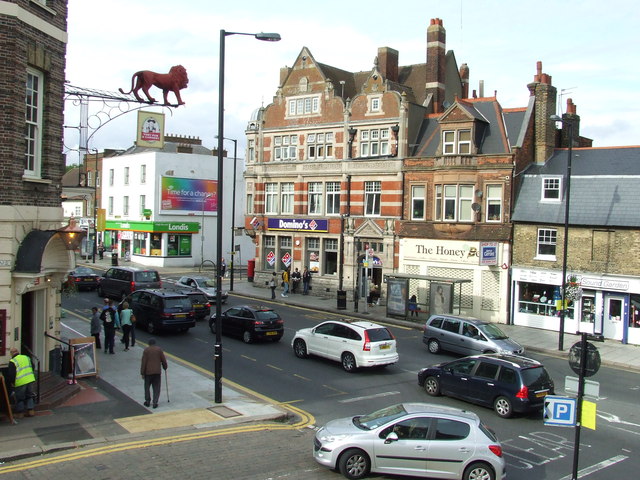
[160,177,217,214]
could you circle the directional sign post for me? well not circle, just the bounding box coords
[544,395,577,427]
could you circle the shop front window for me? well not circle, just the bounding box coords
[133,232,148,255]
[630,294,640,329]
[167,234,191,256]
[263,235,276,270]
[323,238,338,275]
[307,238,320,274]
[150,234,162,256]
[279,236,292,271]
[518,282,573,319]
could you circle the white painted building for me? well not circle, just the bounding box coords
[101,139,252,269]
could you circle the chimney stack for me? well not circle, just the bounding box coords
[459,63,469,99]
[378,47,398,83]
[561,98,580,148]
[527,61,557,164]
[426,18,446,113]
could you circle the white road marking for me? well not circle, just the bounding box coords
[557,455,628,480]
[339,391,401,403]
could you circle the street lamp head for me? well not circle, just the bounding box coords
[255,32,281,42]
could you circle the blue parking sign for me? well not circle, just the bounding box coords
[544,395,577,426]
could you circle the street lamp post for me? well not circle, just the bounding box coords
[216,135,238,292]
[200,193,213,266]
[551,114,573,352]
[215,29,280,403]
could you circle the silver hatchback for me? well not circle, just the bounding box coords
[314,402,505,480]
[423,315,524,356]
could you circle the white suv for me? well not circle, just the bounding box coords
[291,319,398,372]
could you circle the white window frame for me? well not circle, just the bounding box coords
[246,193,254,215]
[359,129,389,157]
[25,69,44,177]
[140,164,146,184]
[458,185,474,222]
[108,197,114,216]
[139,195,146,215]
[306,132,334,160]
[281,182,295,214]
[265,183,278,214]
[411,185,425,220]
[308,182,323,215]
[536,228,557,260]
[109,169,114,186]
[442,129,472,155]
[436,184,475,222]
[288,95,320,117]
[542,176,562,202]
[326,181,341,215]
[486,185,502,222]
[123,196,129,216]
[124,167,130,185]
[365,181,381,216]
[370,97,381,112]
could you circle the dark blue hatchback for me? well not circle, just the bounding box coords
[418,354,554,418]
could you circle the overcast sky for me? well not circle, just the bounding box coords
[64,0,638,164]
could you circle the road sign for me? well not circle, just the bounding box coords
[565,376,600,398]
[568,340,601,377]
[544,395,577,426]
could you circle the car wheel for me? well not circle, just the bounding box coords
[242,330,253,344]
[494,395,513,418]
[147,322,156,334]
[463,461,495,480]
[424,376,441,396]
[338,448,370,480]
[427,338,441,354]
[97,285,104,296]
[293,339,308,358]
[209,321,216,335]
[341,352,357,373]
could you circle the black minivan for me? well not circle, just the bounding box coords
[125,289,196,334]
[98,267,161,299]
[418,353,554,418]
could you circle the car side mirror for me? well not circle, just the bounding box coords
[385,432,399,444]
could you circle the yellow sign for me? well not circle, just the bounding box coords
[136,110,165,148]
[581,400,596,430]
[96,208,106,231]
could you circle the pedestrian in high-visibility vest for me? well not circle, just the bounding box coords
[8,347,36,418]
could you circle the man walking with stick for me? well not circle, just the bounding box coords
[140,338,167,409]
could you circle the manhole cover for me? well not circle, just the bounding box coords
[208,406,241,418]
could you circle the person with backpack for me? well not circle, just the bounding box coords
[100,298,120,354]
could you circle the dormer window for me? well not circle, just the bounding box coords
[371,97,380,112]
[542,176,561,201]
[288,95,320,117]
[443,129,471,155]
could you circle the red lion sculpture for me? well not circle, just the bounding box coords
[119,65,189,106]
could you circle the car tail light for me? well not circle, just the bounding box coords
[363,330,371,351]
[161,312,172,318]
[516,385,529,399]
[130,281,136,293]
[74,278,81,283]
[489,445,503,457]
[254,320,264,326]
[159,280,162,288]
[276,319,284,324]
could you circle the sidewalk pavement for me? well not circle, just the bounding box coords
[1,255,637,464]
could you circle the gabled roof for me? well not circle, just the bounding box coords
[414,97,514,157]
[512,146,640,227]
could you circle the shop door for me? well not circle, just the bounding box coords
[603,295,625,341]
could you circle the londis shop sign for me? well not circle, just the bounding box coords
[105,221,200,233]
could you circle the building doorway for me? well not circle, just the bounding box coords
[603,294,626,341]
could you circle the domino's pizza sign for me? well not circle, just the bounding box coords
[544,395,577,426]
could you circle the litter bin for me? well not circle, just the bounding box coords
[337,290,347,310]
[111,252,118,266]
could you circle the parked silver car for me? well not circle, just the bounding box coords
[314,402,505,480]
[423,315,524,356]
[176,275,228,304]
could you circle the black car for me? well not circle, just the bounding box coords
[67,266,100,291]
[125,289,196,334]
[209,305,284,343]
[98,266,162,299]
[418,354,555,418]
[174,289,211,320]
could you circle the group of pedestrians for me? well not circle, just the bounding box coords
[270,266,311,299]
[90,298,136,354]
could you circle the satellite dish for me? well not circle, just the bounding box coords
[443,100,451,109]
[471,203,481,212]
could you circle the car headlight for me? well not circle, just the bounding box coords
[319,433,349,443]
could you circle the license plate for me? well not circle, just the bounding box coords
[265,331,277,336]
[379,344,390,350]
[536,391,548,398]
[85,278,94,281]
[193,304,203,308]
[174,314,186,318]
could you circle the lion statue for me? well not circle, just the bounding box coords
[119,65,189,106]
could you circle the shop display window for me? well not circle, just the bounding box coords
[518,282,573,319]
[630,294,640,329]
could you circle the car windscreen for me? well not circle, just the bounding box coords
[164,297,192,311]
[354,404,407,430]
[254,310,279,321]
[521,366,552,387]
[137,271,160,282]
[366,327,394,342]
[74,267,94,275]
[479,323,508,340]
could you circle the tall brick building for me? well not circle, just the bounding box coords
[0,1,72,365]
[245,18,467,302]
